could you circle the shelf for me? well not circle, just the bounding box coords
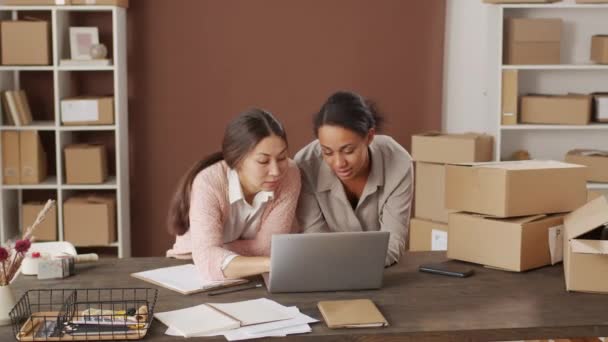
[61,176,117,190]
[500,4,608,9]
[502,64,608,71]
[60,125,116,131]
[1,176,58,189]
[0,66,53,71]
[588,182,608,190]
[58,66,114,71]
[0,5,117,11]
[501,124,608,130]
[0,121,56,130]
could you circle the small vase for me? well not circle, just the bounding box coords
[0,285,16,326]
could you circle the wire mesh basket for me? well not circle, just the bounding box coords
[9,288,158,341]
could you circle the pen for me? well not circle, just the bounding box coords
[207,283,263,296]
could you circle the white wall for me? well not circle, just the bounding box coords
[442,0,493,134]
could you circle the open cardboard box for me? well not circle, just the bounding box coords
[563,196,608,294]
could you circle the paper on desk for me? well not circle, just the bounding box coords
[208,298,296,326]
[224,306,318,339]
[155,303,239,338]
[164,305,317,339]
[549,224,564,265]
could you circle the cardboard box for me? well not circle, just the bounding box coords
[520,94,592,125]
[501,70,518,125]
[1,20,50,65]
[414,162,452,223]
[563,196,608,294]
[587,190,604,202]
[71,0,129,7]
[591,93,608,123]
[565,149,608,183]
[445,160,587,218]
[448,212,564,272]
[411,132,494,164]
[22,202,56,241]
[61,97,114,125]
[4,0,70,4]
[409,218,448,252]
[484,0,558,3]
[2,131,20,184]
[504,18,561,65]
[591,35,608,64]
[19,131,47,184]
[63,195,116,246]
[64,144,108,184]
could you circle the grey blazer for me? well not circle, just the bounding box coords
[294,135,414,266]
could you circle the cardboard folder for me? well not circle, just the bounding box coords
[317,299,388,329]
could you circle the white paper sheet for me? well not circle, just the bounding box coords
[208,298,296,326]
[549,224,564,265]
[155,304,240,338]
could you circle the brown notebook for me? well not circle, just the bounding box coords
[317,299,388,329]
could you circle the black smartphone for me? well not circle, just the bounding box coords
[419,261,474,278]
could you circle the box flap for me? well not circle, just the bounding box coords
[567,149,608,158]
[448,160,584,170]
[565,196,608,240]
[570,239,608,256]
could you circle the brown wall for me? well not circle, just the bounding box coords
[127,0,445,256]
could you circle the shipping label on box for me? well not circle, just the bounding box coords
[409,218,448,252]
[563,196,608,294]
[445,160,587,218]
[61,97,114,125]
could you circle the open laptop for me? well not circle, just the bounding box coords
[263,231,390,293]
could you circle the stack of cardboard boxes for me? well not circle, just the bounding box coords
[409,132,494,251]
[446,160,588,272]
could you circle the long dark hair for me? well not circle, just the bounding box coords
[313,91,384,137]
[168,108,287,236]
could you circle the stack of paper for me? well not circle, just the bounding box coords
[154,298,318,340]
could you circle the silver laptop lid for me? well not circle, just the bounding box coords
[267,231,389,293]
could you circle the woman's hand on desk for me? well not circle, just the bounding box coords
[223,256,270,279]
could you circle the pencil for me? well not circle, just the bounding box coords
[207,283,263,296]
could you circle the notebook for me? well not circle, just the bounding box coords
[131,264,248,295]
[154,298,297,338]
[317,299,388,329]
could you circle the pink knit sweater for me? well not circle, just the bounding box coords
[167,160,301,280]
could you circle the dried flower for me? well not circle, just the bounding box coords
[15,240,31,253]
[0,248,8,262]
[0,199,55,286]
[32,252,41,258]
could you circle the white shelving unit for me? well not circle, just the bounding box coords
[0,5,130,257]
[487,2,608,195]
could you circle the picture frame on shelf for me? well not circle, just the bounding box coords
[69,27,99,60]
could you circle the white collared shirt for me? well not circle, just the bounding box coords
[221,168,274,269]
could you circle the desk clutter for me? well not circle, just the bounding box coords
[154,298,318,340]
[410,131,608,294]
[9,288,157,341]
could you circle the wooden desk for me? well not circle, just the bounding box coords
[3,252,608,341]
